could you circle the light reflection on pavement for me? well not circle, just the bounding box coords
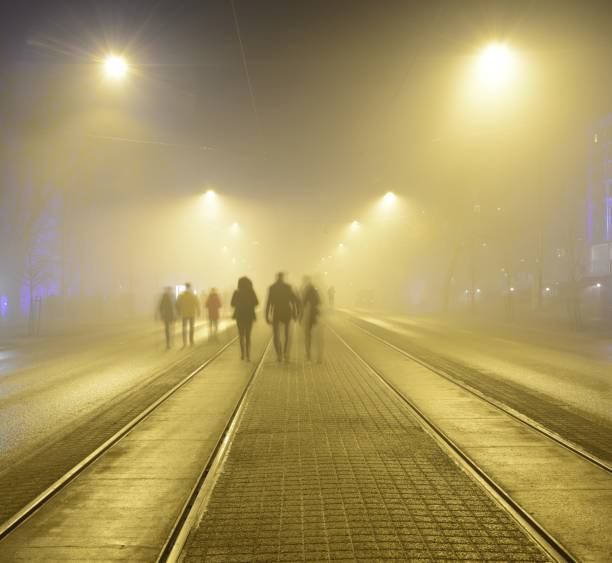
[352,312,612,423]
[0,319,231,472]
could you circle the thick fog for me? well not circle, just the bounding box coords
[1,0,611,333]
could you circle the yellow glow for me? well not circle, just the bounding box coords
[383,191,397,206]
[199,188,219,218]
[103,55,128,80]
[474,42,516,90]
[350,220,360,231]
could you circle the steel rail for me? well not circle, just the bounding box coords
[0,335,238,542]
[329,324,576,563]
[159,339,272,562]
[348,315,612,475]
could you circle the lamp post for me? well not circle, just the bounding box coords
[467,41,521,314]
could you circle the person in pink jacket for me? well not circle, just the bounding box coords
[205,288,222,339]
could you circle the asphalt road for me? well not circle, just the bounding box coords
[0,318,230,474]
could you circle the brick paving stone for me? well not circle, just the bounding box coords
[182,335,550,562]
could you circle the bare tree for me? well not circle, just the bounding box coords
[1,143,58,332]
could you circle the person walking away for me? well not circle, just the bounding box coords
[266,272,300,362]
[328,286,336,308]
[205,288,222,339]
[157,287,175,349]
[176,282,200,347]
[301,277,321,361]
[231,276,258,361]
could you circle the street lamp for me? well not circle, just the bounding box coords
[473,42,517,92]
[103,55,128,81]
[382,191,397,207]
[350,220,360,232]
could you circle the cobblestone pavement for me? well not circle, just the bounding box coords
[182,331,548,562]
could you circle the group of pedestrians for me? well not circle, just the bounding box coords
[157,273,327,362]
[157,284,222,349]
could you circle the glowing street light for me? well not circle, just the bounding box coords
[474,42,516,91]
[350,220,360,232]
[231,222,240,234]
[103,54,128,81]
[383,191,396,205]
[199,188,219,217]
[379,191,398,212]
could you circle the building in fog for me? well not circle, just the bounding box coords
[587,114,612,277]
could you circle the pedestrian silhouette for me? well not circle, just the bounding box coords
[205,287,222,339]
[328,286,336,308]
[176,282,200,347]
[301,277,321,361]
[157,287,175,349]
[266,272,300,362]
[231,276,258,361]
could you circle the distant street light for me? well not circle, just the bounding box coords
[350,220,360,232]
[382,191,397,208]
[103,55,128,81]
[204,189,216,201]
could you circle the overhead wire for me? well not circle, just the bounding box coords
[230,0,260,127]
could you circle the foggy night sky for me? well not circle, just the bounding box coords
[1,0,611,315]
[1,0,610,204]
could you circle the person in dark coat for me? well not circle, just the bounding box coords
[157,287,176,349]
[301,277,321,361]
[231,276,259,361]
[265,272,300,362]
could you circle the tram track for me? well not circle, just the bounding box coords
[158,339,271,562]
[0,335,240,543]
[347,314,612,475]
[328,324,575,563]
